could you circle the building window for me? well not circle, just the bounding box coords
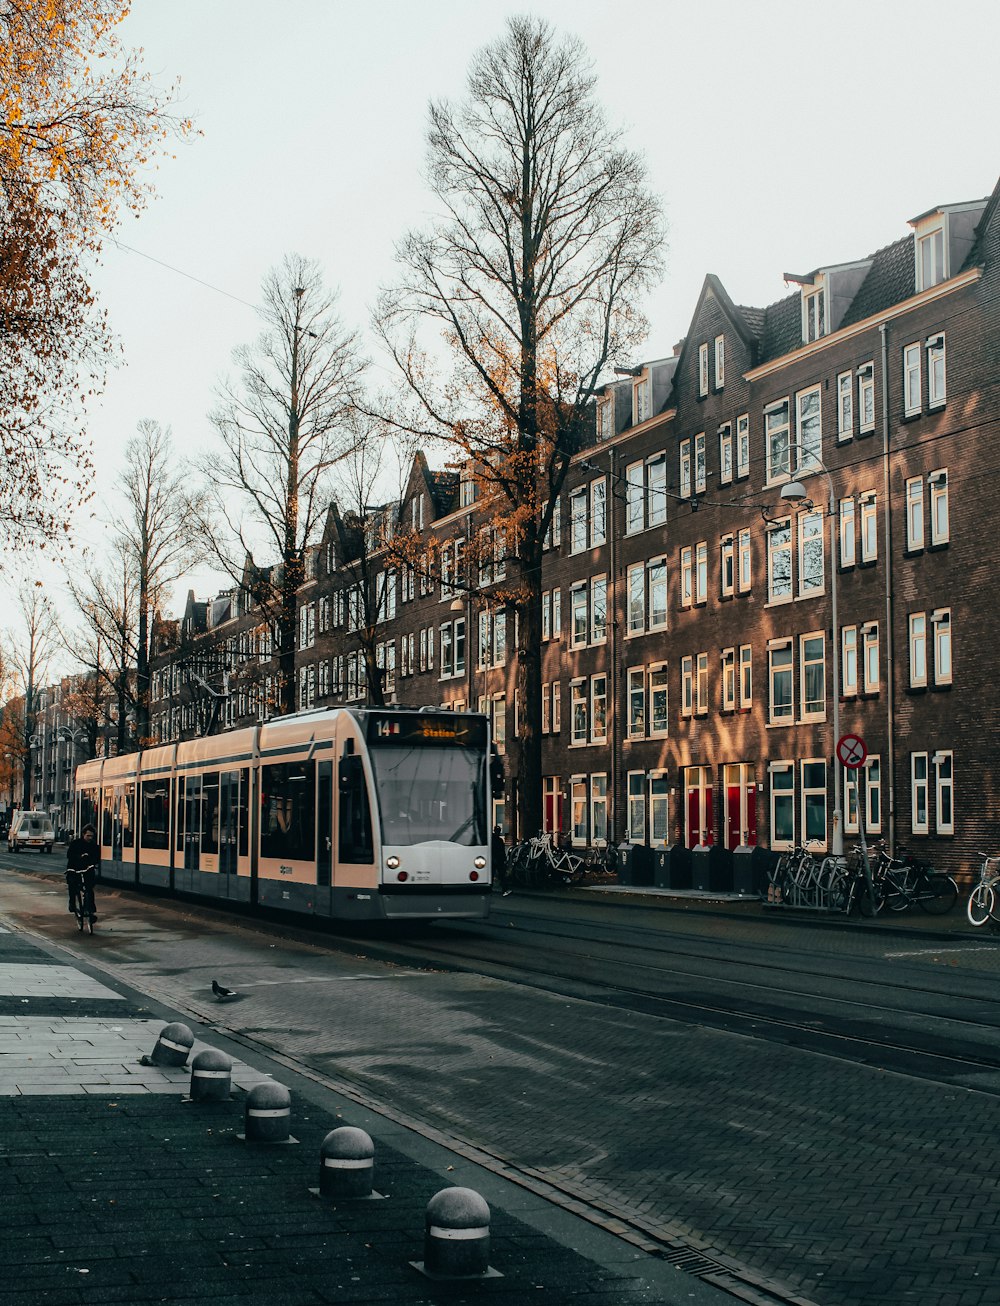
[649,664,669,735]
[862,623,880,693]
[694,432,706,495]
[903,342,922,417]
[571,680,587,745]
[765,399,790,482]
[840,498,856,568]
[801,760,827,848]
[933,609,952,685]
[911,753,929,834]
[571,584,587,648]
[719,423,733,484]
[542,590,551,641]
[837,371,853,440]
[647,454,667,526]
[722,647,736,711]
[633,375,651,425]
[695,541,708,604]
[916,225,945,291]
[714,334,725,389]
[679,439,691,500]
[541,682,551,734]
[627,772,646,843]
[591,675,608,743]
[590,774,608,845]
[552,681,561,733]
[738,528,752,593]
[698,342,709,397]
[627,562,646,633]
[767,520,792,603]
[679,547,693,609]
[803,285,825,342]
[597,396,615,442]
[769,642,793,723]
[770,763,795,849]
[696,652,709,715]
[628,667,645,738]
[720,535,735,597]
[860,494,877,563]
[570,488,587,553]
[845,756,882,836]
[552,589,561,638]
[681,655,693,717]
[647,559,667,630]
[858,364,875,434]
[798,510,824,596]
[909,612,927,688]
[842,626,858,696]
[570,776,587,845]
[650,772,670,845]
[590,477,607,546]
[739,645,753,708]
[927,334,946,408]
[929,470,949,544]
[800,633,825,719]
[795,387,822,468]
[935,751,954,834]
[736,414,750,478]
[626,461,644,534]
[591,575,608,643]
[906,478,924,551]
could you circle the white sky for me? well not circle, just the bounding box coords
[17,0,1000,633]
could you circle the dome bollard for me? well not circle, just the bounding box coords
[312,1127,378,1201]
[142,1022,194,1068]
[187,1048,232,1102]
[240,1081,296,1144]
[413,1187,498,1280]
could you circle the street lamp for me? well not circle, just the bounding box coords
[779,448,843,858]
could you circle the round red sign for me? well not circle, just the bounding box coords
[836,733,868,769]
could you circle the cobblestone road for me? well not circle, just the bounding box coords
[4,867,1000,1305]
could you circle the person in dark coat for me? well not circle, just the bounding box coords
[65,823,100,919]
[491,824,511,896]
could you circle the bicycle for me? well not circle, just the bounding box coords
[68,869,97,935]
[509,831,586,887]
[847,841,957,915]
[967,852,1000,928]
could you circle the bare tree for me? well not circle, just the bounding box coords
[66,545,138,754]
[192,254,365,717]
[113,420,197,746]
[4,586,59,806]
[375,16,664,835]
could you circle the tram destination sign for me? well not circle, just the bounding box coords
[366,712,488,749]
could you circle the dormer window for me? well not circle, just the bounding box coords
[803,283,826,343]
[633,375,650,425]
[916,225,946,291]
[596,395,615,442]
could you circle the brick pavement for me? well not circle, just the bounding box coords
[0,919,732,1306]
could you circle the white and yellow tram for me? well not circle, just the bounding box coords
[74,707,494,922]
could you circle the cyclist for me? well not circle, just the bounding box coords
[65,823,100,922]
[491,824,512,897]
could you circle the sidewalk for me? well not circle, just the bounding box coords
[0,918,735,1306]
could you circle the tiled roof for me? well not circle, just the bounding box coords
[736,305,766,340]
[841,237,914,327]
[758,293,802,364]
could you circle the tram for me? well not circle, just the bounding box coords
[74,707,495,923]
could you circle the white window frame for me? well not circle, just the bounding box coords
[649,663,669,736]
[698,342,709,397]
[695,541,708,605]
[767,519,792,604]
[570,583,588,649]
[719,423,733,485]
[590,674,608,744]
[903,342,922,417]
[722,647,736,711]
[929,470,949,545]
[768,640,794,724]
[908,612,927,688]
[627,562,646,634]
[916,225,946,292]
[932,609,952,685]
[570,679,587,746]
[795,386,822,470]
[720,535,735,598]
[934,751,954,834]
[803,283,826,343]
[569,487,588,554]
[647,559,668,631]
[839,497,856,568]
[800,758,828,849]
[695,652,708,715]
[647,454,667,527]
[739,644,752,709]
[625,461,644,534]
[627,771,646,843]
[633,375,651,425]
[799,632,826,721]
[842,626,858,697]
[858,364,875,434]
[738,527,752,593]
[680,655,693,718]
[862,623,880,693]
[770,762,795,851]
[679,440,691,500]
[911,752,929,834]
[590,574,608,644]
[860,494,878,563]
[798,509,824,597]
[927,333,946,409]
[837,371,853,440]
[680,547,693,609]
[590,774,608,846]
[736,414,750,478]
[694,432,706,494]
[765,399,791,484]
[627,667,646,739]
[906,477,924,551]
[714,334,725,389]
[590,477,607,547]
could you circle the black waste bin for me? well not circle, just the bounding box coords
[691,845,711,891]
[732,845,756,895]
[617,842,653,886]
[668,843,692,889]
[708,843,734,892]
[652,849,670,889]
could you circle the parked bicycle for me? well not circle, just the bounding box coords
[764,843,842,910]
[844,840,957,915]
[508,831,586,887]
[966,851,1000,928]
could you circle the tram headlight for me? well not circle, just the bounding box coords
[474,856,486,869]
[385,855,400,870]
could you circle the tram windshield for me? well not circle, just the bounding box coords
[368,744,487,847]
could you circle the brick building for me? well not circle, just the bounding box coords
[146,173,1000,881]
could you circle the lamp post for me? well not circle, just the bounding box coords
[778,448,843,858]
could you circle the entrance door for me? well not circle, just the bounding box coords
[724,764,757,849]
[316,760,333,889]
[543,777,562,836]
[183,775,201,871]
[684,767,714,847]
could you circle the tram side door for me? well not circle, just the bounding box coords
[219,771,239,882]
[184,775,202,871]
[317,761,332,889]
[112,786,124,863]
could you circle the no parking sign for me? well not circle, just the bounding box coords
[836,733,868,769]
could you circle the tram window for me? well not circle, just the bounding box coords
[202,772,220,855]
[122,786,135,848]
[78,788,98,834]
[338,755,374,864]
[140,780,170,850]
[261,761,316,862]
[238,768,249,857]
[175,777,185,852]
[101,790,113,846]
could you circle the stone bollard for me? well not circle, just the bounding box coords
[316,1127,375,1200]
[188,1048,232,1102]
[422,1187,492,1279]
[241,1081,295,1143]
[144,1022,194,1067]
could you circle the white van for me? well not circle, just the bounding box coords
[8,811,56,854]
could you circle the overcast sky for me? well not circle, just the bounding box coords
[21,0,1000,627]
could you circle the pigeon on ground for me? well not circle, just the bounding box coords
[212,979,238,1001]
